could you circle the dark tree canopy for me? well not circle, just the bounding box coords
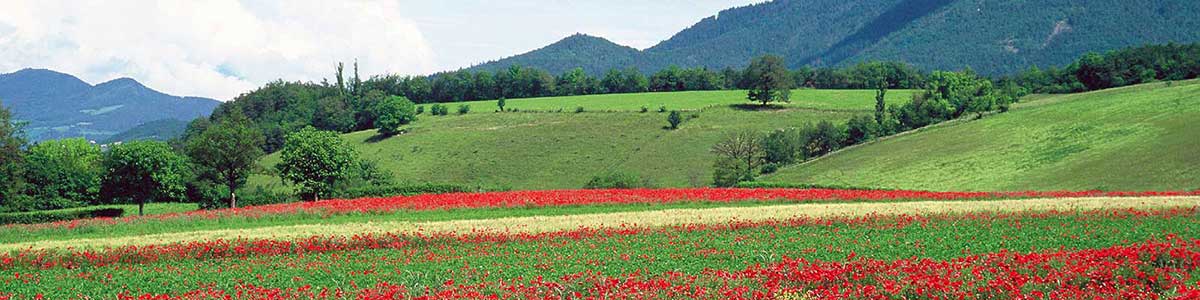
[745,55,792,105]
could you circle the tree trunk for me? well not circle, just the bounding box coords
[230,191,237,209]
[138,201,145,216]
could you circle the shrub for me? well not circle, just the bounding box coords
[658,105,668,113]
[332,183,473,199]
[457,104,470,115]
[734,181,892,190]
[761,128,803,164]
[416,105,425,115]
[575,106,585,113]
[0,206,124,225]
[640,106,649,113]
[760,163,779,174]
[584,172,654,189]
[667,111,683,129]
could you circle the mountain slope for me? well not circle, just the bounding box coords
[761,80,1200,191]
[0,69,219,142]
[467,34,642,75]
[465,0,1200,75]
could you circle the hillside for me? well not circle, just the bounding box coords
[762,80,1200,191]
[100,119,191,144]
[250,89,905,190]
[466,0,1200,75]
[0,69,219,142]
[467,34,642,75]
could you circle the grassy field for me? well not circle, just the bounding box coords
[3,189,1197,298]
[5,195,1193,251]
[417,89,915,112]
[763,80,1200,191]
[250,89,902,191]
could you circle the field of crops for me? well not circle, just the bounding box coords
[3,188,1199,299]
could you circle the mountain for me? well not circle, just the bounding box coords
[466,0,1200,75]
[101,119,192,144]
[467,34,642,75]
[0,69,219,142]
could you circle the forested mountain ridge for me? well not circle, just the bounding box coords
[0,69,220,142]
[466,0,1200,76]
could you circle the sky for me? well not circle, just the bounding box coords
[0,0,760,101]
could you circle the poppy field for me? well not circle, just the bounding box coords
[2,188,1199,299]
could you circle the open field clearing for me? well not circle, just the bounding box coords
[6,195,1198,251]
[765,80,1200,191]
[417,89,916,112]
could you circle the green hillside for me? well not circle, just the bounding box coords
[762,80,1200,191]
[251,89,899,190]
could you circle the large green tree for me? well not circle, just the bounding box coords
[0,102,27,204]
[187,112,265,208]
[745,55,792,105]
[276,127,357,201]
[25,138,103,204]
[372,96,417,136]
[101,141,190,215]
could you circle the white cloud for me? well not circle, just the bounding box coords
[0,0,435,101]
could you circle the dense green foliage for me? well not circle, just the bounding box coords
[24,138,103,207]
[372,96,417,135]
[1005,43,1200,94]
[765,80,1200,191]
[186,112,265,208]
[101,141,190,215]
[0,102,26,205]
[745,55,792,105]
[0,207,122,225]
[275,127,358,201]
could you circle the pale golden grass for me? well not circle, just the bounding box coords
[8,196,1198,251]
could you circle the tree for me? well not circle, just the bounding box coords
[276,127,357,201]
[0,102,27,204]
[25,138,103,204]
[101,141,190,216]
[710,130,764,187]
[667,111,683,129]
[745,54,792,105]
[844,115,879,145]
[761,128,804,164]
[497,97,507,112]
[373,96,417,135]
[187,112,264,208]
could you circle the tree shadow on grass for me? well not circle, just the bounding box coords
[729,103,790,111]
[365,132,397,143]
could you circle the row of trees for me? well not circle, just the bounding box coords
[1002,43,1200,94]
[711,56,1014,186]
[0,97,410,214]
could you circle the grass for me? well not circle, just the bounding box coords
[4,195,1194,251]
[763,80,1200,191]
[251,100,866,191]
[7,206,1198,297]
[418,89,915,112]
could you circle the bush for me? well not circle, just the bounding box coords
[574,106,585,113]
[0,207,124,225]
[640,106,649,113]
[667,111,683,129]
[584,172,654,189]
[760,163,779,174]
[457,104,470,115]
[734,181,892,190]
[332,183,473,199]
[416,105,425,115]
[1,194,83,213]
[658,105,668,113]
[761,128,804,164]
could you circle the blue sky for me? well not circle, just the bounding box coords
[0,0,759,100]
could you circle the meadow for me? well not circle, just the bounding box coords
[252,89,913,191]
[764,80,1200,191]
[2,188,1199,298]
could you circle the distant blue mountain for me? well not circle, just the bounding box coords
[0,69,220,142]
